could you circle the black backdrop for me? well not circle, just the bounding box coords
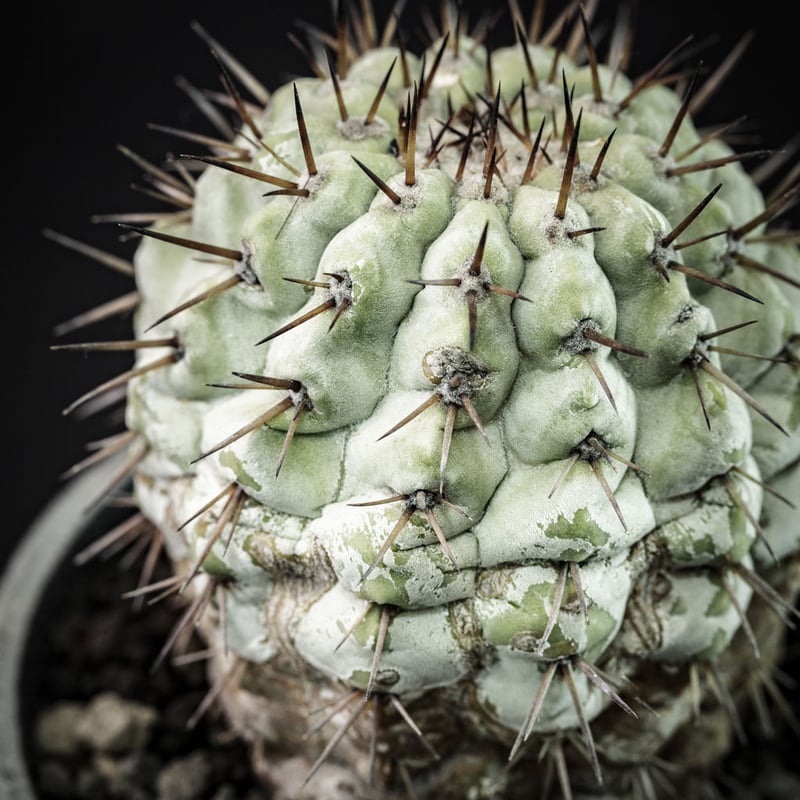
[4,0,797,568]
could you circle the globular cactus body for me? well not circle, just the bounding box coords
[57,3,800,798]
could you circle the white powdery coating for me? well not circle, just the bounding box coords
[160,463,277,662]
[126,378,207,470]
[239,503,313,556]
[311,499,480,609]
[475,466,655,566]
[651,567,753,661]
[474,549,632,660]
[748,358,800,479]
[754,458,800,565]
[502,360,637,466]
[476,650,609,733]
[654,454,763,566]
[214,541,276,663]
[569,549,634,644]
[133,471,191,563]
[199,390,346,518]
[395,535,478,607]
[635,372,754,500]
[132,228,224,331]
[342,397,509,518]
[292,582,471,694]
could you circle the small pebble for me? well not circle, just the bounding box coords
[75,691,157,754]
[156,750,213,800]
[35,702,85,757]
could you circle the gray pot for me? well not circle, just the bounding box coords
[0,459,125,800]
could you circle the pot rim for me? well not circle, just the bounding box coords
[0,457,125,800]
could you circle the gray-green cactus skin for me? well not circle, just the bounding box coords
[60,3,800,798]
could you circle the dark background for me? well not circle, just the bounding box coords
[3,0,797,569]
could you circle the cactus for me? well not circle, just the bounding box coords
[51,2,800,798]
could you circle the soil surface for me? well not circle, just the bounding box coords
[23,531,271,800]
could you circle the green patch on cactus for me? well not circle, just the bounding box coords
[698,628,731,660]
[705,376,728,415]
[791,393,800,429]
[200,550,236,580]
[543,510,610,550]
[705,581,732,618]
[670,597,688,616]
[360,573,407,605]
[724,445,745,465]
[219,451,263,493]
